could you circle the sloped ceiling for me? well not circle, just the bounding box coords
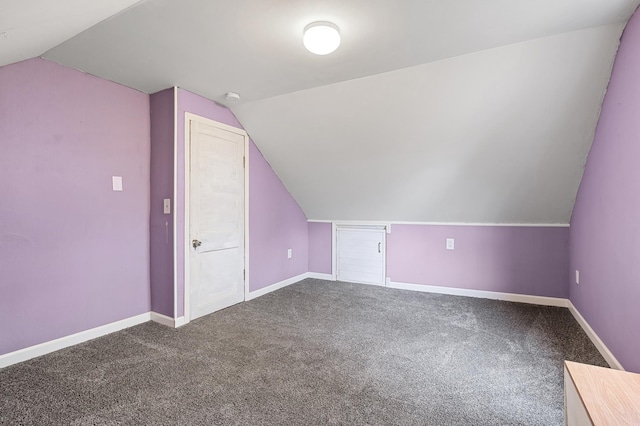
[42,0,636,104]
[0,0,142,67]
[232,25,623,223]
[9,0,640,222]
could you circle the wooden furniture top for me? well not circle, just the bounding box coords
[565,361,640,426]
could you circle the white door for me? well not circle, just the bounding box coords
[189,119,245,320]
[336,226,386,286]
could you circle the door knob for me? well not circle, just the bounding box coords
[192,239,202,249]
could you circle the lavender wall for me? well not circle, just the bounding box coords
[0,59,151,355]
[149,88,175,317]
[308,222,332,274]
[570,10,640,372]
[388,225,570,298]
[249,142,309,290]
[176,89,308,315]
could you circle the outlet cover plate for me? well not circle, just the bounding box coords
[446,238,455,250]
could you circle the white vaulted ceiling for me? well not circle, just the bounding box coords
[0,0,142,67]
[232,25,623,222]
[4,0,640,222]
[41,0,636,104]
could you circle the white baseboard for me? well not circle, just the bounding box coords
[246,272,309,301]
[387,281,623,369]
[6,283,616,378]
[568,302,624,370]
[308,272,334,280]
[0,312,151,369]
[150,312,175,327]
[151,312,187,328]
[387,281,569,307]
[174,316,187,328]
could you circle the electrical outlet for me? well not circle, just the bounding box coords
[576,270,580,284]
[287,248,292,259]
[446,238,455,250]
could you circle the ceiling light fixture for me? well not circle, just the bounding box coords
[303,21,341,55]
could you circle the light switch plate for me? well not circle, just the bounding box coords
[576,270,579,284]
[446,238,455,250]
[163,199,171,214]
[112,176,123,191]
[287,248,292,259]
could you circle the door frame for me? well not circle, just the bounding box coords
[183,112,250,323]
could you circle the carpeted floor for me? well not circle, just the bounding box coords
[0,279,607,425]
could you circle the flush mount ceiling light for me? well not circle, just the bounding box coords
[303,21,341,55]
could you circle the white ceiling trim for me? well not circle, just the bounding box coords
[308,220,570,227]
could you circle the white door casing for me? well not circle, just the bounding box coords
[336,225,386,286]
[187,114,247,321]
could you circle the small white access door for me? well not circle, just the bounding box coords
[336,225,386,286]
[189,117,246,321]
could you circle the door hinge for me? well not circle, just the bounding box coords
[243,156,246,168]
[243,269,246,281]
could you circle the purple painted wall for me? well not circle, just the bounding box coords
[570,10,640,372]
[149,89,175,317]
[0,59,151,355]
[308,222,332,274]
[249,142,309,290]
[387,225,569,298]
[176,89,308,315]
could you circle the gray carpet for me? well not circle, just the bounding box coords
[0,279,607,425]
